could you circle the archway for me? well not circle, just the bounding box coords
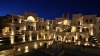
[27,16,35,22]
[56,35,62,41]
[27,16,36,30]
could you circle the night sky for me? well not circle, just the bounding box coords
[0,0,100,20]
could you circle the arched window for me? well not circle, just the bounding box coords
[27,16,35,22]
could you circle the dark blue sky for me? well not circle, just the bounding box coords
[0,0,100,19]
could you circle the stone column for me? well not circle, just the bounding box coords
[44,34,46,40]
[37,33,39,40]
[10,36,14,44]
[90,28,93,36]
[23,34,25,42]
[29,35,32,41]
[80,27,82,32]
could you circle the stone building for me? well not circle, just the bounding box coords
[0,12,100,47]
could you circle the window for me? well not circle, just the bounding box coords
[53,27,56,29]
[9,28,11,31]
[78,21,80,25]
[79,35,82,40]
[99,26,100,30]
[45,34,47,36]
[86,28,89,32]
[16,27,20,30]
[90,19,92,23]
[28,26,30,29]
[86,19,88,23]
[77,27,80,29]
[82,28,85,32]
[39,26,41,29]
[31,26,33,30]
[14,18,18,22]
[42,26,44,29]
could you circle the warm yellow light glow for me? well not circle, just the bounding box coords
[0,54,5,56]
[27,16,35,22]
[58,22,62,24]
[84,42,89,46]
[80,27,82,32]
[0,40,3,41]
[34,42,38,49]
[66,40,68,43]
[18,48,21,51]
[51,41,53,44]
[39,42,43,46]
[84,43,87,46]
[90,29,93,36]
[90,24,94,27]
[54,34,56,38]
[68,40,71,42]
[2,27,10,35]
[23,26,26,30]
[23,35,25,42]
[25,46,29,53]
[19,18,21,23]
[63,20,68,25]
[63,36,66,42]
[80,21,82,25]
[48,41,51,45]
[60,36,63,41]
[37,33,39,40]
[56,27,62,32]
[44,34,46,40]
[0,43,3,45]
[29,35,32,41]
[92,44,95,47]
[47,21,49,25]
[46,26,49,30]
[71,26,76,32]
[11,30,14,35]
[49,36,51,39]
[78,41,81,45]
[86,38,88,41]
[10,36,14,44]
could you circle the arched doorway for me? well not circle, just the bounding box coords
[56,35,62,41]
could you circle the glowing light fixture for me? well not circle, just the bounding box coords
[25,46,29,53]
[34,42,38,49]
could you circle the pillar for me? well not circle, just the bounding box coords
[37,33,39,40]
[90,29,93,36]
[80,27,82,32]
[29,35,32,41]
[44,34,46,40]
[10,36,14,44]
[23,34,25,42]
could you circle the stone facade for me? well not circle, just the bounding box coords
[0,12,100,47]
